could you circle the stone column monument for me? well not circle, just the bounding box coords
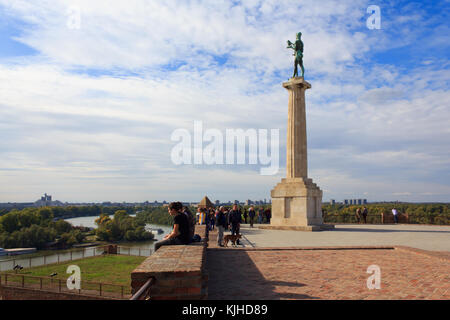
[261,33,333,231]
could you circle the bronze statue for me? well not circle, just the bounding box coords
[287,32,304,78]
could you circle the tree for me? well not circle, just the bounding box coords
[0,212,20,233]
[38,208,53,222]
[95,213,111,227]
[53,220,73,234]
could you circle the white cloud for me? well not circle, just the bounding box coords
[0,0,449,202]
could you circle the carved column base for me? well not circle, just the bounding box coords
[266,178,334,231]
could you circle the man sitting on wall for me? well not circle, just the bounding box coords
[154,202,190,251]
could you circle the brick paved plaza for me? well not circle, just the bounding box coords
[206,227,450,300]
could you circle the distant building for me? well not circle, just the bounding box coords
[363,199,368,204]
[358,199,362,205]
[330,199,336,205]
[344,199,349,205]
[34,193,62,207]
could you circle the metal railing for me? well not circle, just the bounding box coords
[323,213,450,225]
[323,214,383,224]
[0,273,130,299]
[117,246,153,257]
[0,245,153,272]
[0,246,107,272]
[130,277,155,300]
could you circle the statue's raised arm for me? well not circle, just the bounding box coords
[286,32,305,78]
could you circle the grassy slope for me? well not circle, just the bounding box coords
[2,255,146,288]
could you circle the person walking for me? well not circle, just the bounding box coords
[362,207,368,224]
[258,207,264,224]
[248,206,256,228]
[209,210,215,231]
[243,208,248,224]
[229,204,242,245]
[205,209,211,230]
[266,208,271,224]
[215,206,227,247]
[355,208,361,224]
[392,208,399,224]
[224,207,230,231]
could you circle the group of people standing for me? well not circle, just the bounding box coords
[355,206,369,224]
[154,202,272,251]
[196,206,272,230]
[355,207,401,224]
[214,205,242,247]
[196,205,271,247]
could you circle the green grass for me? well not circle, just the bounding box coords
[1,255,146,289]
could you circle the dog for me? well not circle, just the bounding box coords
[223,234,242,247]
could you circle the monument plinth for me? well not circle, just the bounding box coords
[263,77,334,231]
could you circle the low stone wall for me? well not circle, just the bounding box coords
[131,225,209,300]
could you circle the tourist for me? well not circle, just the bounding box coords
[266,208,271,224]
[362,207,368,224]
[248,206,256,227]
[182,206,195,243]
[209,210,215,231]
[258,207,264,224]
[196,208,206,225]
[205,209,211,229]
[224,207,230,231]
[229,204,242,245]
[355,208,361,224]
[243,207,248,224]
[196,208,201,224]
[392,208,399,224]
[154,202,190,251]
[215,206,227,247]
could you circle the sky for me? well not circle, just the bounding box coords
[0,0,449,203]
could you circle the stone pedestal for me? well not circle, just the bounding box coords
[265,77,334,231]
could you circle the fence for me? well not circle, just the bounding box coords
[0,245,153,272]
[0,273,130,299]
[117,246,153,257]
[323,214,382,224]
[323,212,450,225]
[0,246,107,272]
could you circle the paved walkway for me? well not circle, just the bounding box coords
[206,225,450,300]
[240,223,450,251]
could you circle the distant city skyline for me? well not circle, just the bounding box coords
[1,193,447,206]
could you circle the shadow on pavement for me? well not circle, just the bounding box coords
[206,249,319,300]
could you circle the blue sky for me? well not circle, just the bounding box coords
[0,0,449,203]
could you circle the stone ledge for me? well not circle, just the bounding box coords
[208,246,396,251]
[131,225,209,300]
[394,246,450,262]
[258,224,335,231]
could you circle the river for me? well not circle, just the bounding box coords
[0,214,172,263]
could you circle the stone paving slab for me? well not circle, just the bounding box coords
[206,228,450,300]
[242,223,450,251]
